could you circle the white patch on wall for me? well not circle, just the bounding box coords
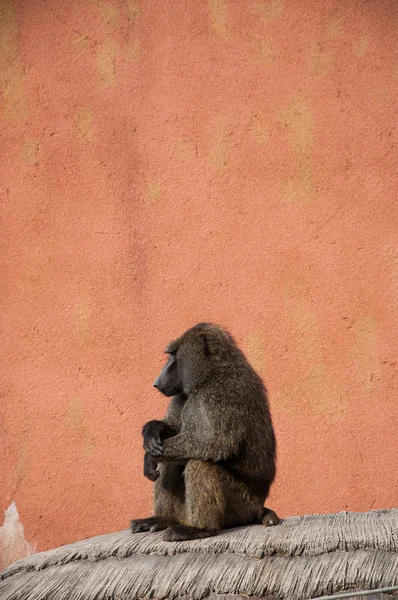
[0,502,35,570]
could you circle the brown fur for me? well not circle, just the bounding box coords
[131,323,279,541]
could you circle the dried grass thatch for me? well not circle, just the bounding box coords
[0,509,397,600]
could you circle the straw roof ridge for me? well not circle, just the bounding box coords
[0,548,397,600]
[3,508,398,577]
[0,509,397,600]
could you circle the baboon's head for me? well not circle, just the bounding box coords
[153,323,232,396]
[152,351,182,397]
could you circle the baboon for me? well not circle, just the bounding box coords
[130,323,279,541]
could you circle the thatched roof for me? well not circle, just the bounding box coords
[1,509,397,600]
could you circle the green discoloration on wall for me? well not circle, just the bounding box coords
[311,41,334,77]
[325,18,343,40]
[126,40,141,63]
[146,181,161,202]
[280,279,348,419]
[246,332,266,375]
[278,96,315,201]
[22,140,40,166]
[97,40,117,87]
[16,433,29,485]
[253,34,275,65]
[248,114,270,144]
[76,108,93,142]
[353,318,381,394]
[65,399,96,458]
[172,137,197,161]
[256,0,283,23]
[65,398,84,433]
[72,33,90,51]
[275,364,348,421]
[74,297,91,343]
[353,36,370,58]
[209,114,231,169]
[208,0,228,40]
[0,0,27,122]
[99,2,119,28]
[126,0,140,21]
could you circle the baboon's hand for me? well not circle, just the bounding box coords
[142,420,164,456]
[144,452,159,481]
[146,437,163,457]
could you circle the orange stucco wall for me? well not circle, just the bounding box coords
[1,0,397,566]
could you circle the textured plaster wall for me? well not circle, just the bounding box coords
[1,0,397,565]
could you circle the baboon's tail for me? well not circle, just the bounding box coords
[262,507,279,526]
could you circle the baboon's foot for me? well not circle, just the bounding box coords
[163,524,218,541]
[130,517,168,533]
[262,508,280,527]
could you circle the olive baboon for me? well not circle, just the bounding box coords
[130,323,279,541]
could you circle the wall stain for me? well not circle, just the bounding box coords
[65,398,83,433]
[22,140,40,167]
[126,0,140,21]
[64,398,96,458]
[253,34,275,65]
[76,107,93,143]
[278,95,315,202]
[383,238,398,298]
[126,40,141,63]
[82,436,96,457]
[275,363,347,420]
[248,114,270,144]
[146,181,160,202]
[310,18,343,77]
[209,114,231,169]
[311,41,334,77]
[353,318,381,394]
[0,0,27,123]
[325,18,343,40]
[172,137,197,161]
[74,297,91,343]
[99,2,119,28]
[286,278,317,363]
[16,432,29,486]
[246,332,266,375]
[97,40,118,87]
[209,0,228,40]
[71,33,90,51]
[353,35,370,58]
[26,243,52,283]
[255,0,283,23]
[279,278,348,419]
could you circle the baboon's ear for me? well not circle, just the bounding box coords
[178,334,209,393]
